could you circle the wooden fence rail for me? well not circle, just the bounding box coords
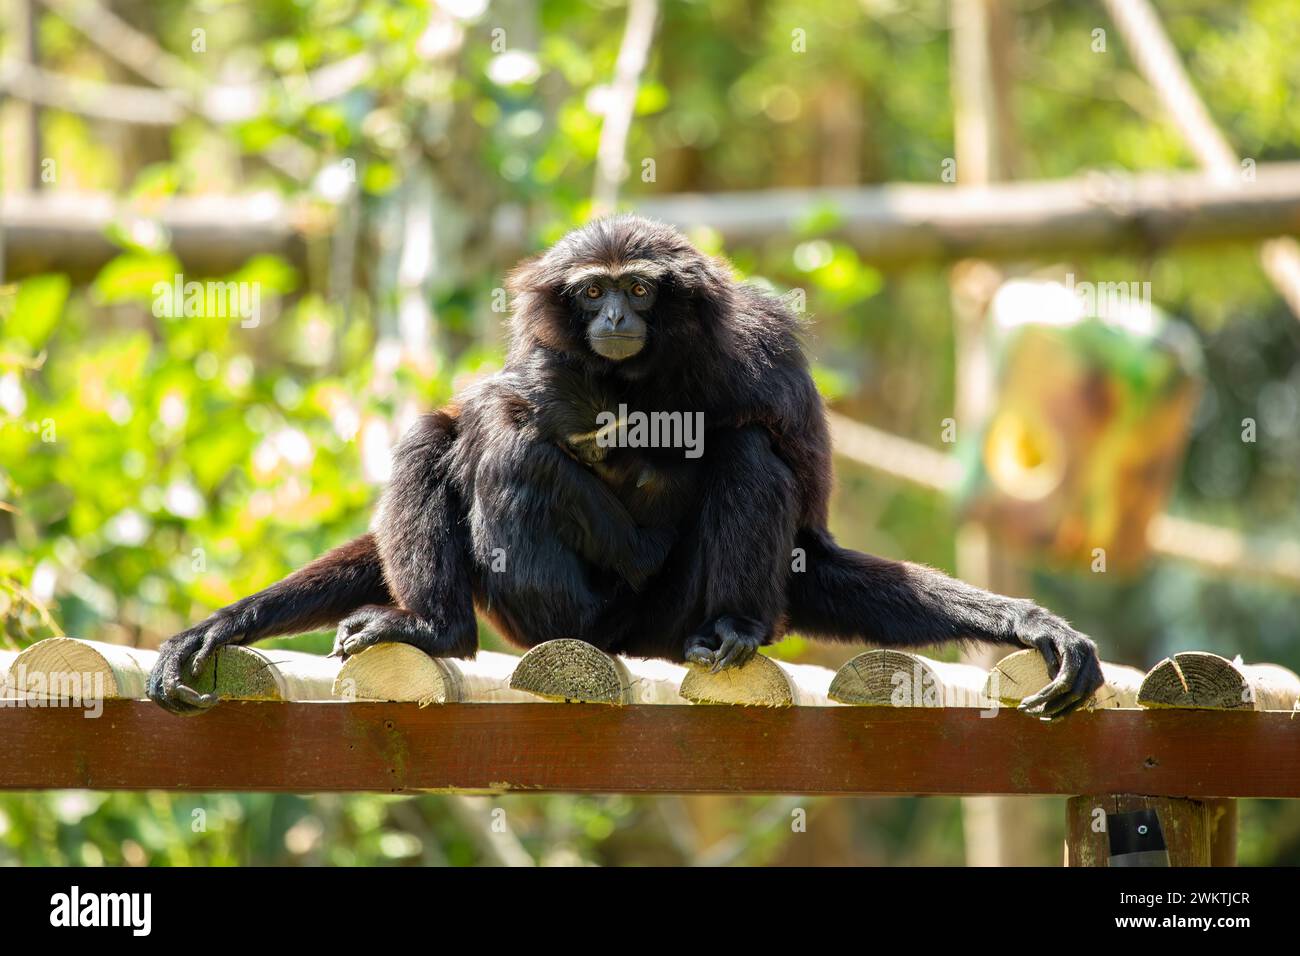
[4,637,1298,866]
[9,161,1300,279]
[2,700,1298,799]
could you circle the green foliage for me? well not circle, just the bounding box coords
[1,0,1298,866]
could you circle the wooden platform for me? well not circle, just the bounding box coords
[2,701,1297,797]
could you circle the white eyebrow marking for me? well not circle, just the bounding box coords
[606,259,667,278]
[562,260,667,289]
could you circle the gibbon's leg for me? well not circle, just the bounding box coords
[484,432,674,589]
[332,413,478,660]
[786,527,1104,718]
[147,533,389,714]
[679,426,800,671]
[328,405,681,663]
[466,429,673,638]
[330,411,672,658]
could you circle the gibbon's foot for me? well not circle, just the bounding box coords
[1012,604,1105,719]
[146,623,229,715]
[329,605,454,660]
[330,606,405,659]
[684,615,766,672]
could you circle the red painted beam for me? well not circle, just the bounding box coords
[0,701,1296,797]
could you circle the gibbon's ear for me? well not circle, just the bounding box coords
[665,251,737,331]
[504,254,550,311]
[505,254,586,358]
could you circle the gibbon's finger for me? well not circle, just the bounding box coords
[712,644,746,672]
[1018,666,1074,714]
[1019,643,1097,717]
[1034,636,1062,677]
[171,681,219,710]
[709,623,739,672]
[1018,650,1078,713]
[711,626,759,672]
[1038,651,1105,720]
[685,645,717,666]
[1026,678,1087,719]
[188,642,218,680]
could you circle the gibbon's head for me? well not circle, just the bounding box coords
[506,214,735,375]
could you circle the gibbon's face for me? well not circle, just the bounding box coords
[508,215,714,371]
[571,272,657,361]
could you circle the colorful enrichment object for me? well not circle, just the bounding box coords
[957,278,1203,572]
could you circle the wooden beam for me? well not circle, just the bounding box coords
[630,162,1300,265]
[1,701,1297,796]
[11,161,1300,281]
[1,192,312,281]
[1098,0,1300,322]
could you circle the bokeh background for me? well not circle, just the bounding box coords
[1,0,1298,865]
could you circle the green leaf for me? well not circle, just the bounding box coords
[91,253,183,305]
[9,274,70,348]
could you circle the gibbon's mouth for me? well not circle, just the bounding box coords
[589,334,645,360]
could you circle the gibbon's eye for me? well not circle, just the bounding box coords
[585,284,603,299]
[631,283,649,297]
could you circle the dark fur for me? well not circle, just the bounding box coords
[149,215,1103,716]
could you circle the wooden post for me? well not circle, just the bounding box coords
[1138,652,1300,711]
[1206,798,1238,867]
[680,656,836,706]
[7,637,157,699]
[334,644,535,704]
[1065,794,1235,866]
[987,649,1145,709]
[15,0,43,191]
[828,649,990,707]
[509,639,687,704]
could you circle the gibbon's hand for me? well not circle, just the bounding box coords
[146,622,230,715]
[1013,607,1105,719]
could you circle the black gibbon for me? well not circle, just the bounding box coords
[148,215,1103,717]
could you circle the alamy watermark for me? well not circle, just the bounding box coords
[0,667,105,718]
[50,886,151,936]
[593,404,705,459]
[152,274,261,328]
[1064,272,1152,322]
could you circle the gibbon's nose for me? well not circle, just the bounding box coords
[602,307,627,330]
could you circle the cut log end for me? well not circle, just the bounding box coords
[1138,652,1300,711]
[190,645,285,701]
[9,637,157,699]
[335,644,462,705]
[509,639,630,704]
[987,649,1144,709]
[830,650,990,707]
[680,654,796,707]
[830,650,939,706]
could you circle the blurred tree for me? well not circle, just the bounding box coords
[1,0,1297,866]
